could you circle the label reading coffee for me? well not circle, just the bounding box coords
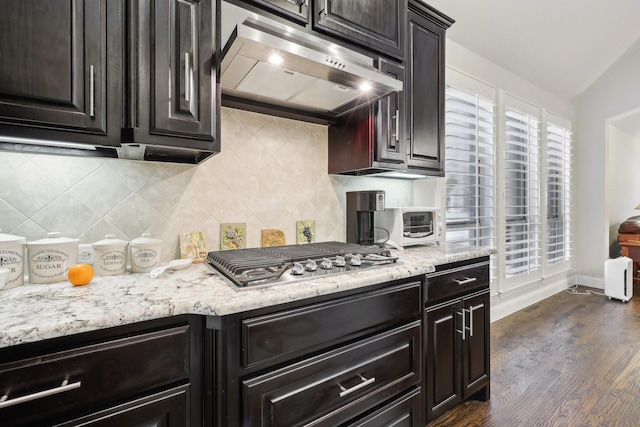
[98,250,127,273]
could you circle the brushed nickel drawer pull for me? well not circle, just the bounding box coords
[0,379,81,409]
[338,374,376,397]
[454,277,477,285]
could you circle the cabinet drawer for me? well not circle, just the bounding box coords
[0,326,190,424]
[427,261,489,303]
[243,321,421,427]
[348,387,422,427]
[242,281,421,368]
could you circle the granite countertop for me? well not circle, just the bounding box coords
[0,244,495,349]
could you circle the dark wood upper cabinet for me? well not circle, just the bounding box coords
[123,0,220,160]
[405,1,453,174]
[0,0,121,150]
[328,59,406,175]
[328,0,452,177]
[0,0,220,163]
[313,0,407,60]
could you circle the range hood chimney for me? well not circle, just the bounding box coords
[220,2,402,121]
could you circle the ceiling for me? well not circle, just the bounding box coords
[425,0,640,101]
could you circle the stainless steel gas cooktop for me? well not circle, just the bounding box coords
[206,241,398,290]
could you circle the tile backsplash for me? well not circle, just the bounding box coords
[1,107,414,261]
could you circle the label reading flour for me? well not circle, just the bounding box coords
[0,248,24,287]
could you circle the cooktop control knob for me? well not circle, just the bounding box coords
[291,262,305,275]
[305,259,317,271]
[334,255,346,267]
[320,258,333,269]
[350,254,362,266]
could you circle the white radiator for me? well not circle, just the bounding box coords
[604,256,633,302]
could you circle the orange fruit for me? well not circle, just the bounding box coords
[68,264,94,286]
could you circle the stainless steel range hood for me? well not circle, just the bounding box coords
[220,2,402,120]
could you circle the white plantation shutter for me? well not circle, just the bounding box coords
[445,86,496,247]
[444,70,497,282]
[545,115,572,267]
[503,96,541,279]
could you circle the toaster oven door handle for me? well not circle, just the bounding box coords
[453,277,477,285]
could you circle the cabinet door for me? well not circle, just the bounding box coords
[405,9,445,173]
[313,0,406,60]
[0,0,117,145]
[375,60,406,165]
[128,0,218,151]
[245,0,309,25]
[462,290,490,400]
[425,299,462,421]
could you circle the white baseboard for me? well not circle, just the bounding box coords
[573,274,604,289]
[491,276,572,322]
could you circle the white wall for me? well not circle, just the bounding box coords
[446,41,575,121]
[573,39,640,285]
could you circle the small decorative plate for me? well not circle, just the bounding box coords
[261,229,286,247]
[296,220,315,244]
[220,223,246,250]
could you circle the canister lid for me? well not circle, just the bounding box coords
[0,228,26,245]
[131,233,162,246]
[92,234,128,248]
[27,232,80,246]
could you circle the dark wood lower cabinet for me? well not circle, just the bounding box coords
[0,316,203,427]
[425,259,490,423]
[243,322,421,427]
[213,277,425,427]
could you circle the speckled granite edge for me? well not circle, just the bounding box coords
[0,244,495,348]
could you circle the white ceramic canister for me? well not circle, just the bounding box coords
[26,232,79,284]
[130,233,162,273]
[0,229,26,289]
[92,235,128,276]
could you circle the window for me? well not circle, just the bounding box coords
[444,78,496,250]
[503,96,541,279]
[545,115,572,267]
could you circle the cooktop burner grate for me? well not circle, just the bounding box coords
[206,241,397,289]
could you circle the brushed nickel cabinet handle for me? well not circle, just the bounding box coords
[324,0,329,15]
[456,309,466,340]
[0,379,81,409]
[89,65,95,118]
[184,52,191,103]
[338,374,376,397]
[394,109,400,142]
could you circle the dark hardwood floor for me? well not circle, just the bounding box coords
[427,284,640,427]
